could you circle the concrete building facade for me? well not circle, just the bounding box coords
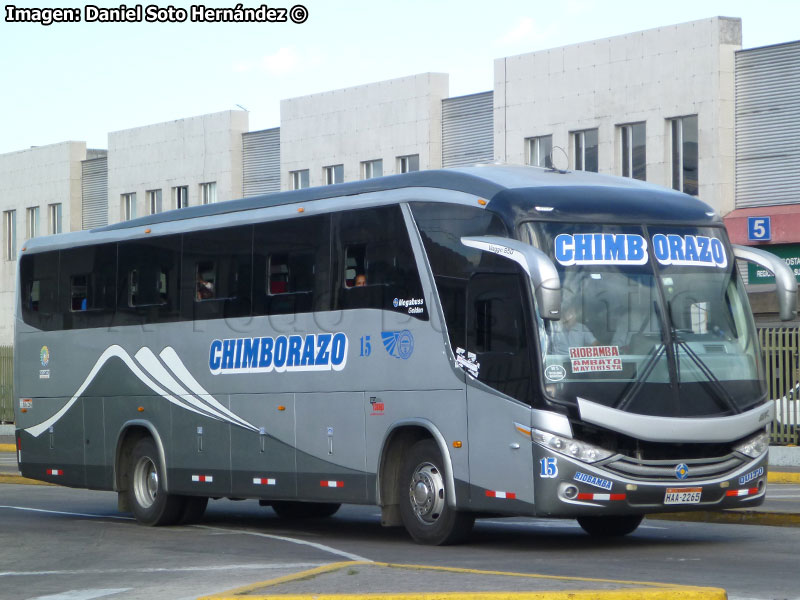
[107,110,249,223]
[496,16,740,215]
[280,73,449,188]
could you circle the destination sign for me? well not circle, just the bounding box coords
[554,233,728,268]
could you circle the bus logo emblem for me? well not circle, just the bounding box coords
[381,330,414,360]
[40,346,50,367]
[675,464,689,480]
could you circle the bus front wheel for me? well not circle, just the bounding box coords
[127,437,184,526]
[577,514,643,537]
[399,439,474,545]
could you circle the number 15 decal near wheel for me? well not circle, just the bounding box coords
[540,457,558,478]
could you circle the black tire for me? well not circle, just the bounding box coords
[271,501,341,519]
[126,437,184,526]
[577,514,643,537]
[178,496,209,524]
[398,439,474,545]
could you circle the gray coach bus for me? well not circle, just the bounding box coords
[13,165,797,544]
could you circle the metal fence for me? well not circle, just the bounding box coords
[760,327,800,445]
[0,346,12,424]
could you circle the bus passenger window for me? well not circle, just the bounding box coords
[196,262,216,301]
[344,245,366,288]
[254,215,329,316]
[28,280,41,312]
[128,268,168,307]
[333,205,427,318]
[269,255,289,294]
[70,274,90,311]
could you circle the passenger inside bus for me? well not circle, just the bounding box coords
[196,266,215,300]
[549,300,597,354]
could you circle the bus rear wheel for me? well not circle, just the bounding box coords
[399,439,474,545]
[127,437,184,526]
[577,514,643,537]
[270,501,341,519]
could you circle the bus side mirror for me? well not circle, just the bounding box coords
[732,244,798,321]
[460,235,562,320]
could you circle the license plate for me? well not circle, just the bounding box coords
[664,487,702,504]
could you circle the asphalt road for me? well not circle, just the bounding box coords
[1,483,799,600]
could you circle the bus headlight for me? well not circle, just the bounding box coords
[734,431,769,458]
[532,429,614,464]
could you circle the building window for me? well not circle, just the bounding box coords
[671,115,698,196]
[362,159,383,180]
[200,181,217,205]
[397,154,419,174]
[323,164,343,185]
[48,203,62,235]
[26,206,39,239]
[620,122,646,181]
[526,135,553,169]
[290,169,310,190]
[4,210,16,260]
[573,129,598,172]
[173,186,189,209]
[121,193,137,221]
[147,190,162,215]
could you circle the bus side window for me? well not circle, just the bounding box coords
[59,244,116,329]
[196,262,217,300]
[409,202,509,350]
[116,237,181,326]
[333,205,426,318]
[253,214,330,316]
[467,271,533,405]
[181,225,252,321]
[20,251,60,331]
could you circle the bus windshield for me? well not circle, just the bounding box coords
[519,222,765,418]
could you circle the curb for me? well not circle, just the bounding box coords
[0,474,54,486]
[650,509,800,528]
[768,471,800,484]
[0,444,15,452]
[197,561,727,600]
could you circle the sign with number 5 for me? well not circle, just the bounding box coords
[747,217,771,242]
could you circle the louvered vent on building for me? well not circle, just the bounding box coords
[736,41,800,208]
[243,128,280,197]
[81,156,108,229]
[442,91,494,168]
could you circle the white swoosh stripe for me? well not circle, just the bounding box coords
[133,348,227,424]
[26,345,257,438]
[159,346,257,430]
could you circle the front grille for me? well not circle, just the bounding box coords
[602,452,747,482]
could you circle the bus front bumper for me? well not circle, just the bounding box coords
[531,445,768,518]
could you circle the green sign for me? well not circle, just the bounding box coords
[747,244,800,284]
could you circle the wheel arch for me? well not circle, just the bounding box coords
[114,420,169,493]
[377,418,459,509]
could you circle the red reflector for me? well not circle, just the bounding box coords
[577,492,626,501]
[726,488,759,497]
[320,480,344,488]
[46,469,63,476]
[485,490,517,499]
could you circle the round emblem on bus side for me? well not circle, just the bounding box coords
[397,330,414,360]
[40,346,50,367]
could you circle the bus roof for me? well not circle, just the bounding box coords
[23,165,720,253]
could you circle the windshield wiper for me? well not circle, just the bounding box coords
[670,330,742,415]
[614,341,666,412]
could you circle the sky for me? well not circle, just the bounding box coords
[1,0,799,155]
